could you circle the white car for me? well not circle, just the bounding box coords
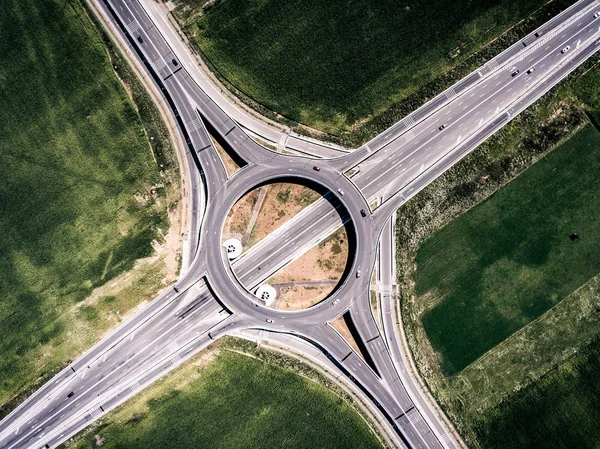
[594,11,600,18]
[266,319,273,323]
[332,299,340,305]
[561,45,570,54]
[337,188,345,196]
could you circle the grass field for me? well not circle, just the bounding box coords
[67,349,383,449]
[416,124,600,375]
[177,0,551,134]
[0,0,171,404]
[474,336,600,449]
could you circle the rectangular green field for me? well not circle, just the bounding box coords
[0,0,169,403]
[180,0,555,134]
[416,124,600,375]
[68,350,383,449]
[474,336,600,449]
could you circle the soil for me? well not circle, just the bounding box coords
[223,189,259,238]
[272,284,333,311]
[210,135,240,177]
[246,183,320,247]
[267,227,348,308]
[223,183,349,310]
[330,317,362,356]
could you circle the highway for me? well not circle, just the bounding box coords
[2,0,600,447]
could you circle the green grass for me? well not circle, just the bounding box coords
[416,125,600,375]
[68,350,383,449]
[179,0,552,134]
[474,336,600,449]
[0,0,169,403]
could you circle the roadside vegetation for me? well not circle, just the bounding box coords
[418,124,600,375]
[62,339,383,449]
[396,49,600,447]
[223,182,349,309]
[473,335,600,449]
[0,0,179,408]
[173,0,576,141]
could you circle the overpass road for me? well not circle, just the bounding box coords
[2,0,600,447]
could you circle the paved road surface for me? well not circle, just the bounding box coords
[2,0,600,447]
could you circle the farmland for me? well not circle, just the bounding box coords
[474,336,600,449]
[0,0,176,405]
[416,124,600,375]
[175,0,555,135]
[66,347,383,449]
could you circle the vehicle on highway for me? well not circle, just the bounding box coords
[356,269,361,278]
[594,11,600,18]
[266,319,273,323]
[511,69,520,77]
[313,166,320,171]
[172,58,178,65]
[360,209,367,217]
[337,188,344,196]
[439,123,448,131]
[137,35,143,43]
[332,299,340,305]
[173,286,179,293]
[527,66,536,74]
[67,392,74,398]
[561,45,570,53]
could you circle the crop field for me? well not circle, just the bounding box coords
[0,0,170,404]
[69,349,382,449]
[177,0,551,134]
[474,336,600,449]
[416,124,600,375]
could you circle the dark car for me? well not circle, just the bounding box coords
[172,58,179,66]
[360,209,367,217]
[511,69,520,77]
[67,391,75,398]
[137,35,143,43]
[313,166,320,171]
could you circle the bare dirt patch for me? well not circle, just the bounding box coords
[223,182,349,310]
[267,227,348,309]
[330,318,362,356]
[223,189,259,238]
[272,284,333,310]
[210,135,240,177]
[246,183,320,247]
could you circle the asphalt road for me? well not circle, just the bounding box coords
[2,0,600,448]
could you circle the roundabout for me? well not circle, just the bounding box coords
[200,154,377,327]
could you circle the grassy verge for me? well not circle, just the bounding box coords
[417,125,600,375]
[395,50,600,446]
[0,0,178,406]
[473,335,600,449]
[173,0,576,141]
[62,339,384,449]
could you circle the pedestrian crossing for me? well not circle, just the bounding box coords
[150,58,167,72]
[129,381,141,392]
[124,20,140,35]
[440,432,453,444]
[186,117,203,133]
[487,58,499,70]
[406,408,423,425]
[403,115,415,127]
[445,87,457,100]
[89,407,103,421]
